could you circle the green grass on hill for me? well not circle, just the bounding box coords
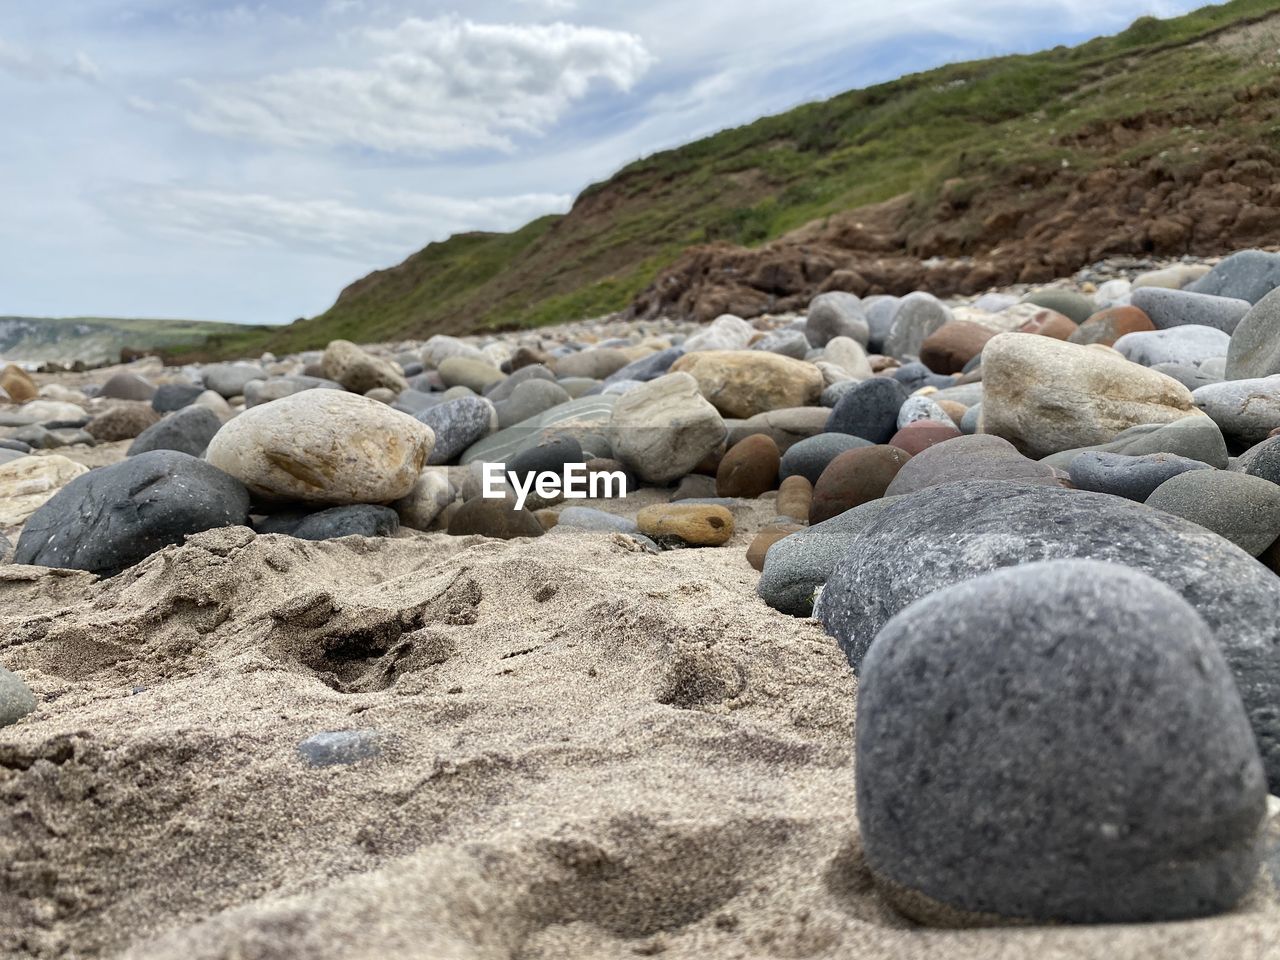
[195,0,1280,360]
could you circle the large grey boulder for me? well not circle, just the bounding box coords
[1188,249,1280,304]
[814,478,1280,791]
[1129,288,1251,333]
[856,559,1265,924]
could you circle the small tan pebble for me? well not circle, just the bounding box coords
[636,503,734,547]
[533,508,559,531]
[776,475,813,523]
[747,523,803,571]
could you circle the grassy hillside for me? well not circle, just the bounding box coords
[1,316,262,367]
[194,0,1280,359]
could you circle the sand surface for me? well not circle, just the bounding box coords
[4,496,1280,958]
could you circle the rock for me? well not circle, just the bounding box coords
[1068,451,1213,501]
[805,292,869,348]
[1113,326,1231,367]
[421,335,487,368]
[1235,436,1280,485]
[1193,376,1280,445]
[463,396,616,466]
[636,503,734,547]
[206,391,434,505]
[727,407,829,453]
[1188,249,1280,304]
[1015,308,1077,340]
[0,399,85,426]
[151,382,207,413]
[193,390,235,421]
[982,333,1199,458]
[1225,288,1280,380]
[554,506,639,535]
[100,372,156,401]
[814,478,1280,790]
[448,497,544,539]
[556,378,600,399]
[608,373,725,486]
[392,469,453,531]
[683,314,754,352]
[669,351,822,419]
[437,357,504,394]
[747,522,804,571]
[1134,263,1211,290]
[1068,305,1156,346]
[887,420,962,455]
[1042,416,1230,470]
[552,348,631,380]
[825,378,909,443]
[758,498,901,615]
[855,559,1265,924]
[810,445,910,524]
[716,435,780,498]
[891,362,953,393]
[203,362,267,399]
[895,395,950,430]
[128,406,223,458]
[486,364,554,402]
[599,347,684,387]
[321,340,408,393]
[416,397,493,465]
[13,451,250,575]
[776,475,812,522]
[1130,288,1251,334]
[0,666,36,727]
[884,293,952,359]
[1151,362,1220,391]
[507,435,583,508]
[1020,288,1095,323]
[0,455,90,527]
[297,730,382,767]
[86,402,161,442]
[752,329,810,360]
[821,337,873,379]
[918,321,995,374]
[1145,470,1280,556]
[495,379,572,430]
[244,376,344,407]
[670,474,718,501]
[290,505,401,541]
[883,434,1057,496]
[0,364,37,402]
[780,433,873,483]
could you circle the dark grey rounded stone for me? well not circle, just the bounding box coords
[1068,451,1214,502]
[813,478,1280,791]
[13,450,250,576]
[1235,436,1280,485]
[416,397,492,465]
[485,363,555,402]
[290,505,400,541]
[1189,249,1280,304]
[151,382,205,413]
[297,730,382,767]
[0,438,31,453]
[863,297,900,354]
[779,433,873,484]
[0,665,36,727]
[128,406,223,458]
[857,559,1265,924]
[805,292,868,348]
[1130,288,1251,333]
[100,372,156,401]
[752,329,810,359]
[599,348,684,388]
[825,378,908,443]
[508,434,583,483]
[1145,470,1280,556]
[890,361,953,393]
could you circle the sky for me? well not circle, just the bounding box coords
[0,0,1206,325]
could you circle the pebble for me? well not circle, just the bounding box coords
[1112,326,1231,366]
[14,451,250,575]
[599,347,684,387]
[554,506,639,535]
[715,435,779,498]
[683,314,753,352]
[856,559,1265,924]
[244,376,343,407]
[1130,288,1251,333]
[746,522,804,571]
[1015,307,1077,340]
[416,397,494,465]
[1193,376,1280,446]
[727,407,829,453]
[805,292,869,348]
[1020,288,1095,323]
[1225,288,1280,380]
[128,405,223,458]
[670,350,823,418]
[1188,249,1280,303]
[821,336,873,379]
[437,356,504,393]
[0,455,90,527]
[206,390,435,504]
[1042,416,1229,470]
[1067,451,1213,501]
[670,474,718,501]
[886,420,962,456]
[99,372,156,401]
[810,445,911,524]
[895,395,950,430]
[448,497,544,539]
[753,329,811,360]
[779,433,871,484]
[814,477,1280,790]
[1145,470,1280,556]
[297,730,383,767]
[86,403,161,442]
[982,333,1198,459]
[465,396,616,466]
[1067,305,1155,346]
[203,362,268,399]
[321,340,408,393]
[918,321,994,374]
[636,503,734,546]
[0,364,38,402]
[290,505,401,541]
[825,377,908,443]
[0,400,86,426]
[883,434,1057,496]
[608,373,725,485]
[392,469,453,531]
[151,382,205,413]
[775,475,812,522]
[552,347,632,380]
[422,334,487,368]
[884,293,952,358]
[0,666,36,727]
[494,379,572,430]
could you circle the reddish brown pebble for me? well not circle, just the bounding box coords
[810,445,912,524]
[716,435,781,498]
[747,523,804,571]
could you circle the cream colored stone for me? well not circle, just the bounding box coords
[205,390,434,505]
[609,372,725,486]
[670,350,823,419]
[0,455,89,526]
[321,340,408,394]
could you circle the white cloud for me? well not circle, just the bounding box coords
[0,37,101,84]
[92,183,572,261]
[183,16,653,155]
